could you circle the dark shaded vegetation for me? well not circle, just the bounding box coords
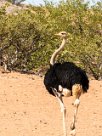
[0,0,102,79]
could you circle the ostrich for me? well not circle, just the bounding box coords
[44,31,89,136]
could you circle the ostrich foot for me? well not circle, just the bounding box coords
[70,129,76,136]
[70,123,76,136]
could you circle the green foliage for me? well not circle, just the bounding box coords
[0,1,102,79]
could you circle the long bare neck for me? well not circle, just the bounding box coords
[50,38,66,66]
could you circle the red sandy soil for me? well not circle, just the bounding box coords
[0,71,102,136]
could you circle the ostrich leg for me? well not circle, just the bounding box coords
[70,99,80,136]
[57,95,67,136]
[52,89,67,136]
[70,84,82,136]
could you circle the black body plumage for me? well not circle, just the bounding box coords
[44,62,89,96]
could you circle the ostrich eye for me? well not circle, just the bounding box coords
[61,32,66,35]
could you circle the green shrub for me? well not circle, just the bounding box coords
[0,1,102,79]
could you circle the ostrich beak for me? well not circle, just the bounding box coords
[54,33,61,36]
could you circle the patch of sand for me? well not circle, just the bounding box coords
[0,72,102,136]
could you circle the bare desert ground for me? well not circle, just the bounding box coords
[0,71,102,136]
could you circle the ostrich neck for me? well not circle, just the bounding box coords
[50,38,66,66]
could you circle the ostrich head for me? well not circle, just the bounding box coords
[55,31,67,39]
